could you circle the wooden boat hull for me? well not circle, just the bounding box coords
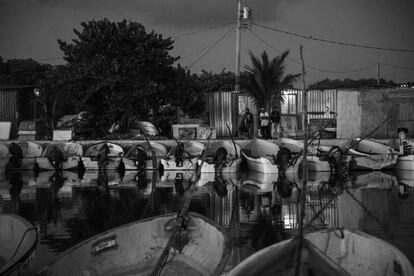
[42,212,231,276]
[229,229,414,276]
[0,214,38,275]
[394,155,414,170]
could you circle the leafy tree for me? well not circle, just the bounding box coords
[241,50,300,110]
[0,57,51,85]
[57,18,178,136]
[196,69,235,93]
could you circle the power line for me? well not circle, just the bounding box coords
[188,27,235,68]
[248,29,377,74]
[253,22,414,53]
[380,63,414,71]
[173,22,234,41]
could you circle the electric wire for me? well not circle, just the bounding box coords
[380,63,414,71]
[248,28,377,74]
[188,27,235,68]
[253,22,414,53]
[173,22,234,41]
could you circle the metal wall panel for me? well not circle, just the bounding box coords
[0,89,18,136]
[208,91,238,137]
[297,89,337,120]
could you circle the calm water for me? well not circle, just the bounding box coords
[1,168,414,274]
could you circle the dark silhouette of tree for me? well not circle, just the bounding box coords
[308,78,397,90]
[56,18,179,136]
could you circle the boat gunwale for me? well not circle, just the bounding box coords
[0,214,38,276]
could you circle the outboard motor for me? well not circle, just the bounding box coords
[8,142,23,168]
[213,174,228,197]
[275,147,292,171]
[134,146,148,170]
[174,173,185,196]
[48,145,64,170]
[97,144,110,170]
[213,147,227,170]
[174,143,185,167]
[136,170,148,190]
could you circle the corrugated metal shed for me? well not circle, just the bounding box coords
[207,91,239,137]
[0,85,35,138]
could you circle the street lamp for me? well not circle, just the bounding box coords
[33,88,40,121]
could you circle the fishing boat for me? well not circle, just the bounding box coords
[345,138,398,171]
[277,137,332,155]
[347,149,398,171]
[82,141,125,170]
[123,141,168,170]
[0,214,38,275]
[199,140,242,173]
[160,170,196,186]
[160,141,205,171]
[285,155,332,174]
[36,142,84,170]
[229,228,414,276]
[41,212,231,276]
[242,139,280,173]
[350,138,391,155]
[197,171,240,188]
[395,170,414,187]
[7,141,43,170]
[394,154,414,170]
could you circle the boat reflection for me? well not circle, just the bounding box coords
[0,168,413,274]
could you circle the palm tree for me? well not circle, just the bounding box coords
[241,50,300,111]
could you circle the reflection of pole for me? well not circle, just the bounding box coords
[294,45,308,276]
[235,0,242,92]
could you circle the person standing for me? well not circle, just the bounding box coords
[259,107,270,139]
[243,108,254,138]
[270,106,281,139]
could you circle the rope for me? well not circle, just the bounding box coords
[10,227,38,260]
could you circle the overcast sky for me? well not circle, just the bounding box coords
[1,0,413,85]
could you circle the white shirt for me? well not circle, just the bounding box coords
[260,111,269,126]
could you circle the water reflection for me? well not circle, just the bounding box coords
[0,169,413,274]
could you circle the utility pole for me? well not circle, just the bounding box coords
[235,0,242,92]
[377,63,381,85]
[235,1,252,92]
